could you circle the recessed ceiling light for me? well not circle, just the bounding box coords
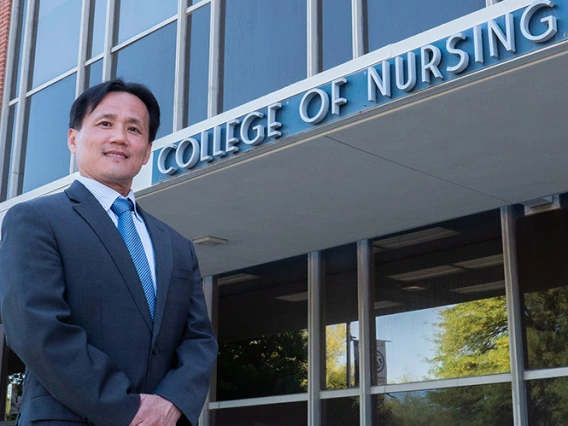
[374,300,403,309]
[453,254,503,269]
[388,265,463,282]
[451,280,505,294]
[192,235,228,247]
[217,273,258,286]
[400,284,429,292]
[374,227,459,250]
[276,292,308,302]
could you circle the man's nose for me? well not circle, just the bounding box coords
[109,125,128,143]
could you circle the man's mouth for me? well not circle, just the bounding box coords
[105,152,128,159]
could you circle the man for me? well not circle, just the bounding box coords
[0,80,217,425]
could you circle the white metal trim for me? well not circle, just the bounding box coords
[307,0,319,77]
[308,251,322,426]
[501,206,529,426]
[352,0,364,58]
[209,393,308,410]
[173,0,190,131]
[186,0,211,14]
[357,240,373,426]
[85,53,104,66]
[524,367,568,381]
[320,388,360,399]
[9,0,38,198]
[207,0,221,117]
[102,0,116,81]
[370,373,512,394]
[0,0,23,200]
[25,67,79,98]
[110,14,177,53]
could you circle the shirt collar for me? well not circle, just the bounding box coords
[76,175,142,220]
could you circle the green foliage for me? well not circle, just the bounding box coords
[326,323,349,389]
[429,297,510,379]
[216,330,308,400]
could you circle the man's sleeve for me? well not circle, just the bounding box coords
[153,239,218,426]
[0,202,140,425]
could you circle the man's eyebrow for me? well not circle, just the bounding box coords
[94,113,145,127]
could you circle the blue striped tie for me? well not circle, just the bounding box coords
[111,198,156,320]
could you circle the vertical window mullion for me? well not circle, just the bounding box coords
[351,0,364,58]
[200,275,218,426]
[102,0,117,81]
[357,239,373,426]
[70,0,92,174]
[308,251,323,426]
[8,0,38,198]
[207,0,221,117]
[307,0,319,77]
[173,0,190,131]
[501,206,529,426]
[0,0,23,200]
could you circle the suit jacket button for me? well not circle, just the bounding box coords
[153,344,160,355]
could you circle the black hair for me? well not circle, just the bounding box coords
[69,79,160,142]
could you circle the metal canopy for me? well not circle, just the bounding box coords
[139,47,568,276]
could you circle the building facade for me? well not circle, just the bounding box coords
[1,0,568,425]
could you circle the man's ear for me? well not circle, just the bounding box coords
[68,128,77,154]
[142,142,153,165]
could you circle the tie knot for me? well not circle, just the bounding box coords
[111,197,134,216]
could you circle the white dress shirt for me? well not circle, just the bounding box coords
[76,175,157,291]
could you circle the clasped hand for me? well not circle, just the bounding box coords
[129,394,182,426]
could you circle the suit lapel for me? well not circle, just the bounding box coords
[139,208,173,344]
[66,181,154,332]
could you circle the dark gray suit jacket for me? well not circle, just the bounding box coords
[0,181,217,426]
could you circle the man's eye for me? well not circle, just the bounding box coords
[99,121,111,127]
[129,127,141,133]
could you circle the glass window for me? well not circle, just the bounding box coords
[216,256,308,401]
[323,397,360,426]
[89,0,107,59]
[2,104,18,201]
[213,401,307,426]
[12,0,28,99]
[373,210,509,384]
[114,23,177,139]
[322,0,352,71]
[528,377,568,425]
[117,0,177,44]
[87,60,103,88]
[2,346,25,422]
[366,0,486,53]
[31,0,82,88]
[373,383,513,425]
[187,6,210,126]
[22,74,76,193]
[222,0,307,111]
[324,244,359,390]
[517,205,568,370]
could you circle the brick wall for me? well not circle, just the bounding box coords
[0,0,12,114]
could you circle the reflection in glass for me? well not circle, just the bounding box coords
[373,211,509,384]
[216,256,308,401]
[12,0,28,99]
[115,23,177,139]
[322,0,352,71]
[3,350,25,421]
[222,0,306,111]
[323,397,360,426]
[324,244,359,390]
[528,377,568,425]
[517,207,568,370]
[117,0,177,44]
[32,0,81,88]
[213,401,307,426]
[187,6,210,126]
[373,383,512,425]
[23,74,76,193]
[87,60,103,88]
[366,0,485,53]
[89,0,107,58]
[2,105,18,201]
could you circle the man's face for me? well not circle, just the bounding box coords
[68,91,152,196]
